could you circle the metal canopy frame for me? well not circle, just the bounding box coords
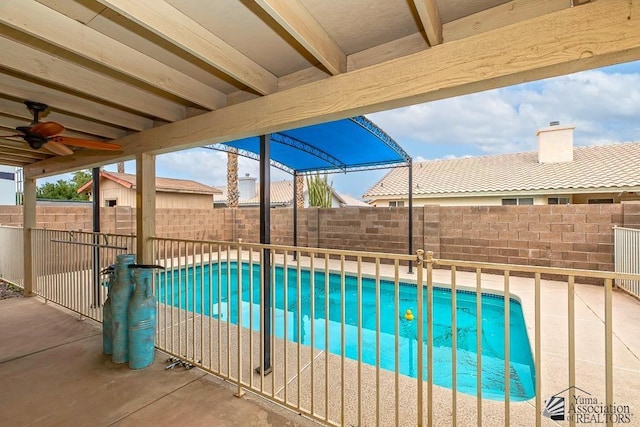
[204,116,411,175]
[349,116,410,163]
[205,143,410,175]
[210,116,414,374]
[272,132,348,172]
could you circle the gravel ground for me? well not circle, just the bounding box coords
[0,281,23,299]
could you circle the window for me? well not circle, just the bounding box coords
[0,171,14,181]
[105,199,117,207]
[548,197,570,205]
[588,198,614,204]
[502,197,533,206]
[389,200,405,207]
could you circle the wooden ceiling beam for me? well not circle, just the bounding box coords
[0,37,186,123]
[0,72,154,132]
[255,0,346,75]
[412,0,442,47]
[0,142,51,160]
[0,0,226,110]
[24,0,640,178]
[347,33,428,72]
[96,0,277,95]
[0,154,29,167]
[0,98,126,139]
[253,33,429,91]
[0,137,48,154]
[443,0,569,43]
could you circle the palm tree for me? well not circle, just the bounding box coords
[295,174,304,208]
[227,148,239,208]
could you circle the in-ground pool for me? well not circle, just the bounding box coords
[156,261,535,401]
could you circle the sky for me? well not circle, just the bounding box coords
[40,60,640,199]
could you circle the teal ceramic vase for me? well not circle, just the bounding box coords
[128,266,157,369]
[111,253,135,364]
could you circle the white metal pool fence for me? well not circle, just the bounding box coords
[2,227,640,426]
[30,228,136,322]
[614,226,640,298]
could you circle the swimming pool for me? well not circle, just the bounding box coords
[156,261,535,401]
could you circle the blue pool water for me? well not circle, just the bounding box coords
[156,262,535,401]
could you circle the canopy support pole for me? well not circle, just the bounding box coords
[408,161,413,274]
[22,175,36,296]
[92,167,101,306]
[293,171,298,261]
[257,134,272,374]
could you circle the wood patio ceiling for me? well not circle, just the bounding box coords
[0,0,637,177]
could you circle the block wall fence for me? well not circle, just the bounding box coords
[2,203,640,273]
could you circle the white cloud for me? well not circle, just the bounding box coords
[368,90,533,154]
[368,67,640,156]
[103,160,135,174]
[157,150,228,186]
[156,148,289,188]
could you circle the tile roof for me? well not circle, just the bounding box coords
[78,172,221,195]
[215,180,367,207]
[214,180,294,206]
[363,142,640,198]
[336,193,370,207]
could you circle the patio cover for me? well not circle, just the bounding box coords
[207,116,411,174]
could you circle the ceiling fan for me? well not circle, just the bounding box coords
[1,101,121,156]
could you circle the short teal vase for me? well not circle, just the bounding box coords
[128,266,157,370]
[111,254,135,364]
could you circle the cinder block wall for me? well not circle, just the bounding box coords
[622,202,640,228]
[437,204,623,271]
[2,202,639,272]
[311,207,418,254]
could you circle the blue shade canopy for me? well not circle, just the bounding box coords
[207,116,411,174]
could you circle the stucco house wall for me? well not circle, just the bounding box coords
[79,172,219,210]
[0,166,15,205]
[98,180,213,209]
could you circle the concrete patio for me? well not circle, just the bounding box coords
[0,296,317,427]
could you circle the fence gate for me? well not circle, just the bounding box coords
[614,226,640,298]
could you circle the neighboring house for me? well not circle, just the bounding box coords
[364,124,640,207]
[78,171,221,209]
[214,175,368,208]
[0,166,15,205]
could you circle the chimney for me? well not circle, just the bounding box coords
[537,121,575,163]
[238,173,257,199]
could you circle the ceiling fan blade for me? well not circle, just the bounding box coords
[43,141,74,156]
[31,122,65,137]
[51,136,121,151]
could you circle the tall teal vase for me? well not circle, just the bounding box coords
[111,254,135,364]
[128,266,157,369]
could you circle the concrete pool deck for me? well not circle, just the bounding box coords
[0,297,317,427]
[3,258,639,426]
